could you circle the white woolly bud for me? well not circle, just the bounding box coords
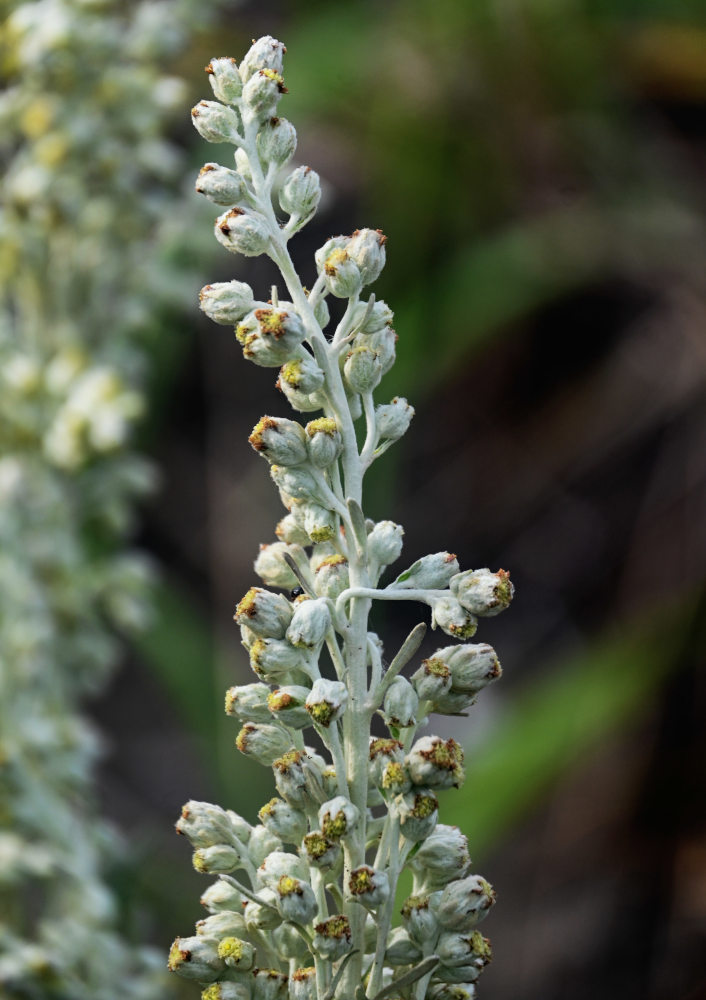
[192,844,242,875]
[244,887,281,931]
[276,513,310,546]
[407,736,465,790]
[191,100,241,143]
[347,228,387,284]
[289,966,318,1000]
[315,237,362,298]
[196,162,248,206]
[396,789,439,842]
[267,685,311,729]
[279,165,321,219]
[301,830,340,870]
[313,554,349,600]
[248,825,283,867]
[367,520,404,570]
[401,893,442,945]
[240,36,286,82]
[176,800,246,849]
[224,683,273,723]
[450,568,514,617]
[249,416,308,466]
[252,969,289,1000]
[254,542,305,590]
[199,280,254,325]
[237,306,307,366]
[318,796,360,840]
[411,657,452,703]
[344,345,383,394]
[382,676,419,729]
[200,880,244,913]
[305,678,348,727]
[385,926,423,966]
[215,207,270,256]
[242,69,287,120]
[279,356,325,395]
[391,551,460,591]
[168,935,225,982]
[257,116,297,167]
[305,417,342,468]
[430,594,478,640]
[434,876,496,931]
[275,875,317,924]
[286,598,331,649]
[346,866,389,910]
[258,797,308,844]
[235,723,291,765]
[258,850,308,884]
[302,502,337,543]
[375,396,414,440]
[249,636,315,682]
[206,57,243,102]
[234,587,293,639]
[312,914,351,959]
[411,824,472,889]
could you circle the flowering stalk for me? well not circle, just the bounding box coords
[171,37,514,1000]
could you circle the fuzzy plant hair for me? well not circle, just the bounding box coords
[170,36,514,1000]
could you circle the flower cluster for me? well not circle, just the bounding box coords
[171,36,513,1000]
[0,1,220,995]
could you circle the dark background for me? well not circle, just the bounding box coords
[92,2,706,998]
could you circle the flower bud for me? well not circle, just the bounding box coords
[245,888,281,931]
[347,228,387,284]
[215,207,270,256]
[437,644,501,694]
[200,879,244,913]
[196,163,248,206]
[306,678,348,727]
[407,736,465,789]
[252,969,288,1000]
[383,675,419,729]
[314,295,330,329]
[401,893,441,945]
[428,987,477,1000]
[431,596,477,640]
[275,875,317,924]
[436,930,492,983]
[434,876,496,931]
[273,749,327,808]
[225,683,273,723]
[313,915,351,960]
[192,844,242,875]
[235,723,291,765]
[249,416,308,466]
[411,825,471,889]
[279,165,321,219]
[352,298,394,334]
[318,796,360,840]
[191,100,241,144]
[235,147,253,181]
[315,237,362,298]
[168,935,225,982]
[249,636,314,682]
[248,825,283,866]
[305,417,342,468]
[216,937,255,973]
[276,513,310,546]
[397,786,438,843]
[279,356,325,395]
[257,116,297,167]
[176,800,243,849]
[254,542,305,590]
[235,587,293,639]
[301,502,337,543]
[286,598,331,649]
[270,465,327,505]
[197,912,246,939]
[273,923,311,962]
[259,850,308,884]
[375,396,414,441]
[290,967,317,1000]
[199,281,255,325]
[298,830,338,870]
[242,69,287,119]
[344,345,383,394]
[367,520,404,571]
[392,552,460,591]
[355,326,397,375]
[314,554,349,600]
[277,377,324,412]
[202,983,251,1000]
[368,737,405,786]
[411,657,452,703]
[258,797,307,844]
[381,760,411,797]
[240,36,286,83]
[385,926,423,966]
[346,866,389,910]
[450,568,514,617]
[206,57,243,102]
[267,685,311,729]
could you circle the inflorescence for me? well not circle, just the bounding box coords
[170,36,514,1000]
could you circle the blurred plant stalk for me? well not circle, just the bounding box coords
[0,0,222,995]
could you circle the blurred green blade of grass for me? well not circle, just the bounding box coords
[441,601,696,856]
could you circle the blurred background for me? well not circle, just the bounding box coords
[4,0,706,998]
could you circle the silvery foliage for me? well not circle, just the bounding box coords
[172,37,514,1000]
[0,1,222,996]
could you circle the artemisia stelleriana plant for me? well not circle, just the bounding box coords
[169,35,513,1000]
